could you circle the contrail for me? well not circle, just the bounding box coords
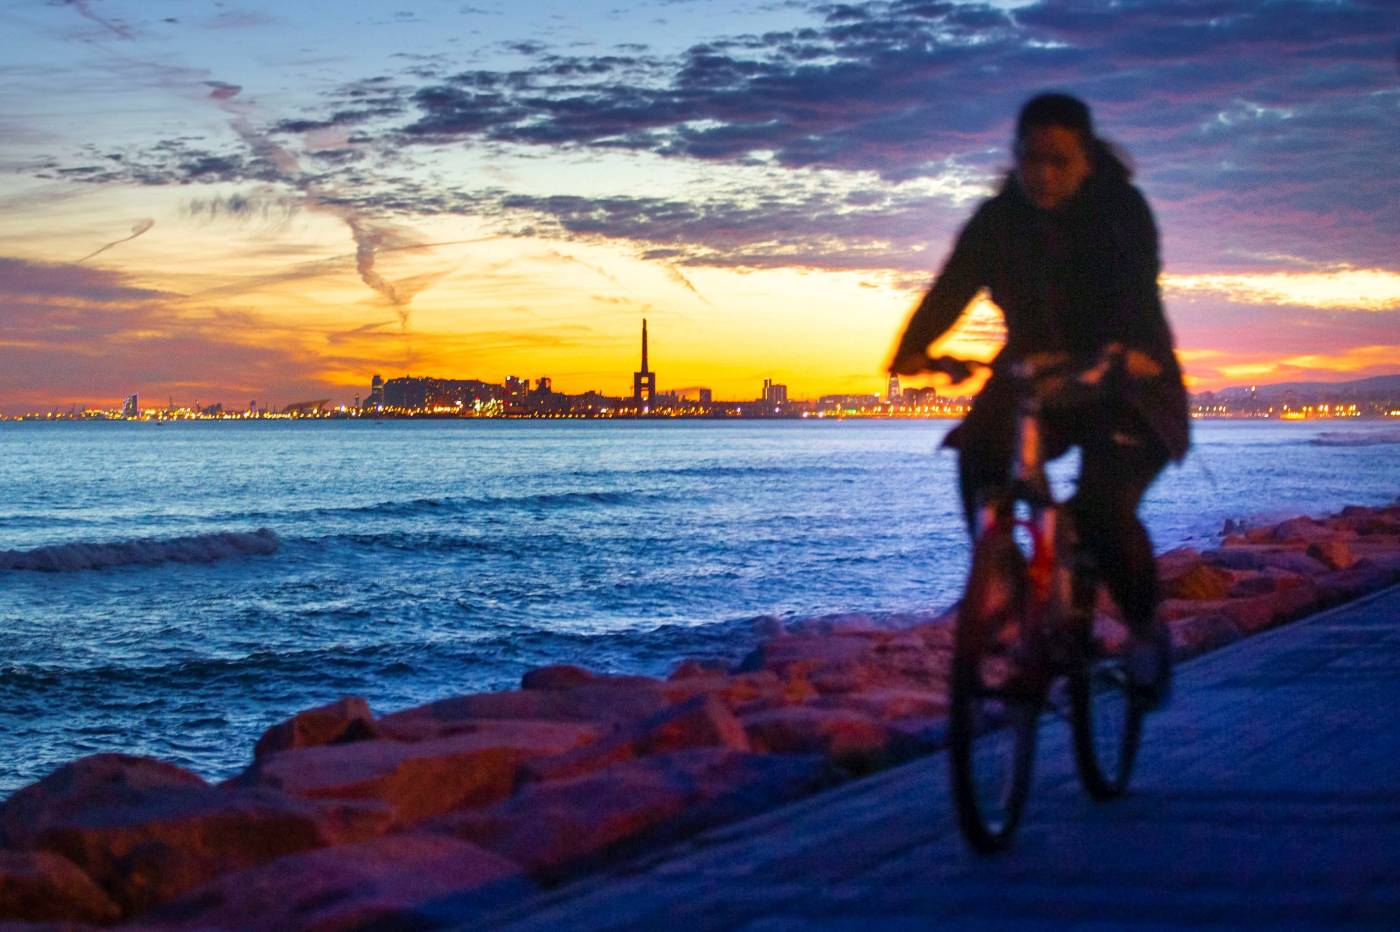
[65,0,135,40]
[216,85,443,329]
[664,263,710,305]
[77,218,154,262]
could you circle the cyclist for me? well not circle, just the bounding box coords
[890,93,1189,707]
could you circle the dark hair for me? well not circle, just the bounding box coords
[1016,92,1093,141]
[1014,92,1132,181]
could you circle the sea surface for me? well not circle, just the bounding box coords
[1,418,1396,796]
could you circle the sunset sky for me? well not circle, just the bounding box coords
[1,0,1396,412]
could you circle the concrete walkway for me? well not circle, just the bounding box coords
[470,586,1400,930]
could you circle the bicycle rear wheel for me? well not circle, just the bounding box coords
[1069,605,1144,799]
[948,529,1040,853]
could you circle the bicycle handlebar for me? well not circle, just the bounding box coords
[906,344,1136,387]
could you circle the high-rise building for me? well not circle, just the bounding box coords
[121,394,138,418]
[762,379,788,406]
[632,319,656,404]
[887,374,901,403]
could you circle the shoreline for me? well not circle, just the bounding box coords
[2,502,1398,928]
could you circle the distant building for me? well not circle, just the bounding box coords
[887,375,901,403]
[121,394,139,418]
[902,386,940,405]
[676,387,712,404]
[632,319,656,404]
[381,376,503,410]
[761,379,787,406]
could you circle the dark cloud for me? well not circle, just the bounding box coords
[45,1,1399,277]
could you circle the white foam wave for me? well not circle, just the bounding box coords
[0,528,280,572]
[1309,428,1400,447]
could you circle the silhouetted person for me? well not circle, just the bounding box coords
[891,93,1189,706]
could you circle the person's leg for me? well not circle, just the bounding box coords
[1068,432,1168,635]
[1069,426,1173,705]
[954,381,1017,536]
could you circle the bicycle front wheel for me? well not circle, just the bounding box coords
[948,529,1040,853]
[1069,620,1144,799]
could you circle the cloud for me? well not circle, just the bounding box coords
[34,1,1400,301]
[0,258,340,413]
[1164,267,1400,312]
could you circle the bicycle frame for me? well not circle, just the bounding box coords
[973,368,1062,614]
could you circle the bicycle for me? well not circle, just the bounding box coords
[925,351,1157,854]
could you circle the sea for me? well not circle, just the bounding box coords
[1,418,1396,796]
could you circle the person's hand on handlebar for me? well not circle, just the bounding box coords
[1076,343,1163,387]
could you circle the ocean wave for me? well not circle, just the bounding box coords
[1309,428,1400,447]
[232,488,659,523]
[0,528,279,572]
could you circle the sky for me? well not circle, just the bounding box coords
[0,0,1396,413]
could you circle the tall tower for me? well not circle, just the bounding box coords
[632,318,656,404]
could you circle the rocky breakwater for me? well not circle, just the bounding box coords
[3,503,1398,931]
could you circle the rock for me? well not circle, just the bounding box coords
[740,706,896,772]
[520,664,596,690]
[0,755,386,917]
[1165,613,1243,659]
[377,684,670,742]
[659,670,819,718]
[142,833,529,931]
[815,687,947,724]
[736,634,877,680]
[1267,576,1321,623]
[252,696,377,761]
[0,850,119,924]
[522,695,749,784]
[667,659,726,680]
[1158,547,1234,599]
[237,721,597,827]
[1159,596,1276,634]
[1315,559,1397,603]
[1206,546,1328,576]
[1257,550,1331,576]
[750,615,787,638]
[1270,516,1333,544]
[0,756,204,850]
[1306,538,1356,571]
[433,750,833,876]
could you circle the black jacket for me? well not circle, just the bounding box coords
[895,171,1190,461]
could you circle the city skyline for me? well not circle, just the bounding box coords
[1,1,1397,416]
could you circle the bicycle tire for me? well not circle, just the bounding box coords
[1069,605,1145,799]
[948,528,1041,853]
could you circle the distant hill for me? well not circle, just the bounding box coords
[1210,374,1400,399]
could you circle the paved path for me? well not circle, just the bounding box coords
[467,586,1400,930]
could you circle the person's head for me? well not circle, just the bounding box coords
[1014,93,1095,211]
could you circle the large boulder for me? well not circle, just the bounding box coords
[1158,549,1233,601]
[433,749,833,876]
[1306,538,1356,571]
[1165,613,1243,659]
[1314,559,1397,604]
[236,721,597,827]
[0,755,387,917]
[815,687,948,724]
[740,706,897,772]
[1270,516,1335,544]
[736,634,876,679]
[252,696,377,761]
[0,850,119,924]
[522,695,749,784]
[142,833,529,932]
[377,684,670,742]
